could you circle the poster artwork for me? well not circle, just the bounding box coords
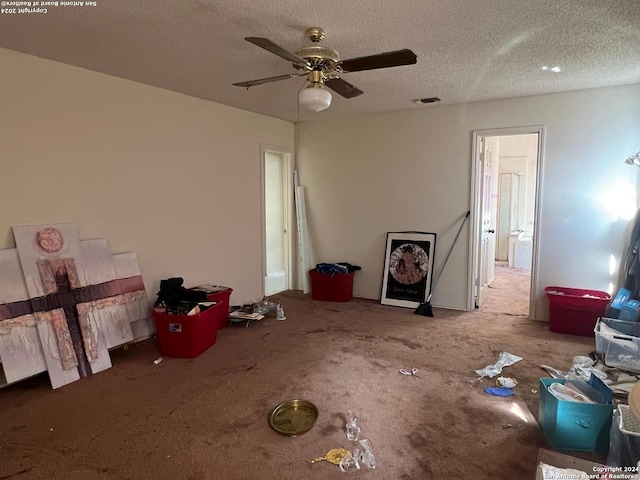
[386,240,431,302]
[381,232,436,308]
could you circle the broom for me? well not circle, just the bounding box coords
[415,210,471,317]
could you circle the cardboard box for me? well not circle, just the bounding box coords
[533,449,607,480]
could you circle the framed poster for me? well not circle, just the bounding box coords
[380,232,436,308]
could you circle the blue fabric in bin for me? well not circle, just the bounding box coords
[538,375,613,452]
[316,263,349,276]
[315,263,362,276]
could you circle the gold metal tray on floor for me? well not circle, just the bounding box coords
[269,399,319,437]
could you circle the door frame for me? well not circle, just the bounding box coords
[468,125,546,319]
[260,144,295,296]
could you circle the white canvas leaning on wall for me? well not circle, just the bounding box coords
[0,249,47,385]
[0,223,153,389]
[13,223,112,389]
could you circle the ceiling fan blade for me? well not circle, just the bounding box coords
[245,37,309,65]
[339,49,417,73]
[233,73,303,88]
[325,77,364,99]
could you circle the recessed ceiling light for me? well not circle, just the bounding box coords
[541,65,562,73]
[541,66,549,71]
[550,66,561,73]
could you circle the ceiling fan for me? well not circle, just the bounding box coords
[233,27,417,112]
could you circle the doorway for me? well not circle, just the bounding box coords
[262,147,293,297]
[469,127,544,318]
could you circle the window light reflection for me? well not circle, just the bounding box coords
[600,182,636,221]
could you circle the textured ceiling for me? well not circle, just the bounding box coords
[1,0,639,122]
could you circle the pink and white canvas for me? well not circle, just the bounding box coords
[80,239,134,349]
[13,223,112,388]
[0,249,47,384]
[114,252,154,342]
[0,223,152,389]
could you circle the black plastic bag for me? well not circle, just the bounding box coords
[156,277,207,309]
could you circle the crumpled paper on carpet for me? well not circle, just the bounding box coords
[535,462,590,480]
[540,355,640,396]
[475,352,523,378]
[536,461,640,480]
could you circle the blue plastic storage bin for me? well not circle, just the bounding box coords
[595,317,640,372]
[620,299,640,322]
[607,288,632,318]
[538,376,614,452]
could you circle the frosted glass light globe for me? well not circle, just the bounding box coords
[299,85,332,112]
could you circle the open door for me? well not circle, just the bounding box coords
[477,137,497,307]
[262,147,293,296]
[470,126,545,318]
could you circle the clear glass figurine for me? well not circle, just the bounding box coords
[345,410,360,442]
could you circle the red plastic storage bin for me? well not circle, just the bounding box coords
[203,287,233,329]
[309,269,355,302]
[152,302,221,358]
[545,286,611,337]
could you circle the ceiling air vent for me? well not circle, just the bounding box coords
[414,97,441,105]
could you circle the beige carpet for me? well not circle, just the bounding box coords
[0,267,602,480]
[481,263,531,316]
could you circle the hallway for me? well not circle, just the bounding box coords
[480,263,531,316]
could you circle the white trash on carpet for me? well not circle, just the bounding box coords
[475,352,523,378]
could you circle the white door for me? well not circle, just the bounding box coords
[477,137,497,307]
[263,150,290,296]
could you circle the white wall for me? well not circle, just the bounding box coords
[4,47,637,320]
[297,84,640,319]
[0,48,295,305]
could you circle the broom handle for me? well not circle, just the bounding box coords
[428,211,470,300]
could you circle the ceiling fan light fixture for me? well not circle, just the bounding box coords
[299,83,332,112]
[234,27,418,113]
